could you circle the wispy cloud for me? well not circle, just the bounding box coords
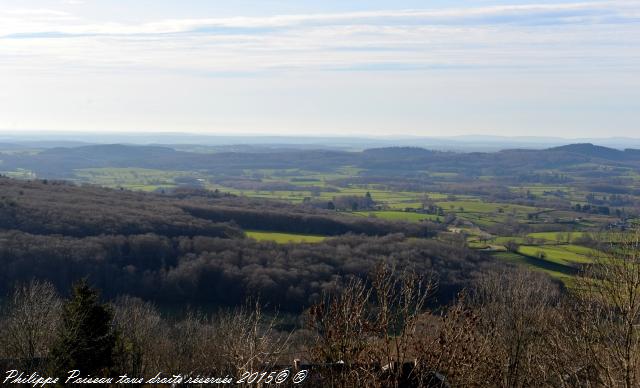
[0,1,638,77]
[1,1,638,37]
[1,1,639,137]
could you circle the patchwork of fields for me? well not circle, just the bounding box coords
[3,162,628,284]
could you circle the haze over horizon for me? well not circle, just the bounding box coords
[4,131,640,153]
[1,0,639,137]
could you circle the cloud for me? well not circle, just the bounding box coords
[0,1,638,77]
[2,8,71,17]
[0,2,639,136]
[1,1,638,38]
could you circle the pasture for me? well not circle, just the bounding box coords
[517,245,594,266]
[69,164,622,288]
[246,231,326,243]
[352,211,440,222]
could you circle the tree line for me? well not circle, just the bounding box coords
[1,229,639,387]
[0,231,485,312]
[0,177,440,238]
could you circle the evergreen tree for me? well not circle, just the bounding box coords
[365,191,374,208]
[50,280,116,376]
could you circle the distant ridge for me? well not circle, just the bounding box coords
[546,143,634,161]
[3,142,640,179]
[362,147,436,156]
[0,143,22,149]
[3,132,640,152]
[43,143,175,154]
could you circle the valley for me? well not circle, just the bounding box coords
[3,142,635,284]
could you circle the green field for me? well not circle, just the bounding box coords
[492,251,575,281]
[527,231,586,242]
[517,245,594,266]
[435,200,539,214]
[246,231,326,243]
[69,164,623,286]
[1,168,37,179]
[74,168,190,191]
[352,211,440,222]
[492,236,528,245]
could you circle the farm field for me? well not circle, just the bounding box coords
[492,236,528,245]
[469,234,600,282]
[435,200,540,214]
[246,231,327,243]
[517,245,595,266]
[74,168,193,191]
[0,168,37,179]
[352,211,440,222]
[492,251,575,281]
[527,231,587,242]
[63,155,637,285]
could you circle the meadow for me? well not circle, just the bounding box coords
[246,231,327,243]
[66,163,634,285]
[352,211,440,222]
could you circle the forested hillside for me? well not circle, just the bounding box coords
[0,177,480,311]
[3,143,640,178]
[3,142,640,289]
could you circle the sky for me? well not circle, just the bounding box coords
[0,0,639,138]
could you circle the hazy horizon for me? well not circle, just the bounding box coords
[2,130,640,140]
[1,1,639,137]
[4,130,640,153]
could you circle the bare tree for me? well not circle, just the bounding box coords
[415,294,502,387]
[568,229,640,387]
[306,276,373,386]
[150,301,289,384]
[210,301,291,377]
[0,280,62,370]
[470,268,561,387]
[306,263,432,387]
[112,296,168,376]
[164,311,207,374]
[369,264,431,386]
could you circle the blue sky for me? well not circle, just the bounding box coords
[0,0,639,137]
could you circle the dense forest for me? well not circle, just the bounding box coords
[0,177,477,312]
[1,231,639,387]
[0,178,437,238]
